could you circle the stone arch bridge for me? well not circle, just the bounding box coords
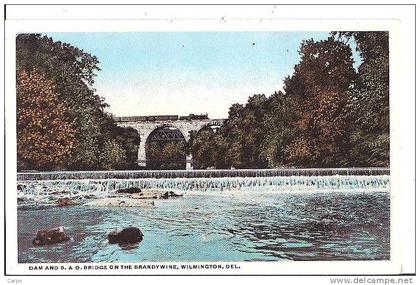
[115,115,225,169]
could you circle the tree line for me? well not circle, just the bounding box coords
[188,32,389,169]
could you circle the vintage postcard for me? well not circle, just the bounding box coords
[2,4,416,280]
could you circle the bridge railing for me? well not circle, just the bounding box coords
[17,167,390,181]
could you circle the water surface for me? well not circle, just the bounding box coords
[17,189,390,262]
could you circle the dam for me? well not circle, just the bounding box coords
[17,167,389,180]
[17,168,390,204]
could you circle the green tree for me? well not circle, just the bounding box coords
[187,91,297,169]
[99,140,127,170]
[188,126,223,169]
[146,140,186,170]
[261,91,298,167]
[218,95,270,169]
[334,32,389,166]
[188,128,214,169]
[112,125,141,169]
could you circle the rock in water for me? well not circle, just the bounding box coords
[129,189,183,199]
[56,197,77,207]
[117,187,142,194]
[131,193,158,199]
[169,191,183,197]
[32,226,70,246]
[161,191,183,199]
[108,227,143,244]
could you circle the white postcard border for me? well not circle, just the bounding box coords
[3,4,416,276]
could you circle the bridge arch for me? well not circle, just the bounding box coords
[144,125,188,170]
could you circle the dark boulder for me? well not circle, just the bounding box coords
[161,191,183,199]
[32,227,70,246]
[108,227,143,244]
[169,191,183,197]
[56,197,76,207]
[117,187,142,194]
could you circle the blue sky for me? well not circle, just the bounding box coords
[47,32,358,118]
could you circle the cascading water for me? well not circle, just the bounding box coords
[17,175,390,204]
[17,167,390,181]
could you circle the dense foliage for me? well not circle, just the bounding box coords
[16,34,139,170]
[334,32,390,167]
[146,141,186,170]
[283,37,357,167]
[189,33,389,169]
[17,69,78,170]
[187,126,219,169]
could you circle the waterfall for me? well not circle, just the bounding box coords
[16,175,390,204]
[17,167,390,181]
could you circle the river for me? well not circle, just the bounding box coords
[17,185,390,262]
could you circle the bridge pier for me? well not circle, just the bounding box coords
[137,133,148,168]
[186,154,193,170]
